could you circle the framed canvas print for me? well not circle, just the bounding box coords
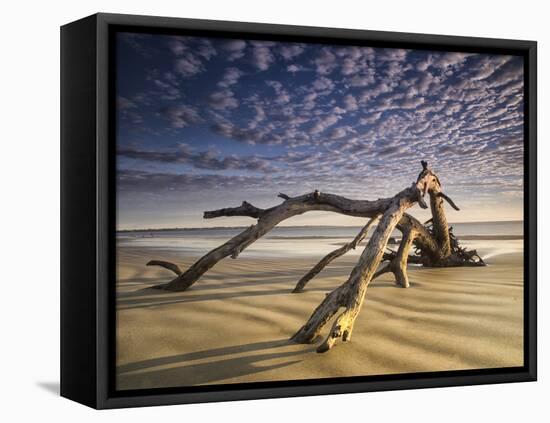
[60,13,537,409]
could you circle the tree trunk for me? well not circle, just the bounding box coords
[373,225,417,287]
[429,191,452,259]
[291,189,417,352]
[289,164,450,352]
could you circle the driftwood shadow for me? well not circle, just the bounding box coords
[117,339,314,389]
[117,287,328,310]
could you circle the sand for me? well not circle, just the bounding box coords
[115,245,524,390]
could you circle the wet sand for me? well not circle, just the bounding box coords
[116,245,524,390]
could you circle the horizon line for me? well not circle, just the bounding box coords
[117,219,524,232]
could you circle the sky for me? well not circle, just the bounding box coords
[116,32,524,230]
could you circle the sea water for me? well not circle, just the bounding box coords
[117,221,523,260]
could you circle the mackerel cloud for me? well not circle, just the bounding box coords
[115,33,524,223]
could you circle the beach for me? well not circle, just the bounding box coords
[115,226,524,390]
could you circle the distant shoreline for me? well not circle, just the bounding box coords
[117,220,523,233]
[284,235,524,242]
[326,235,524,246]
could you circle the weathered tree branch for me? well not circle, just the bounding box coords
[436,192,460,211]
[146,260,182,276]
[291,192,417,351]
[291,165,453,293]
[292,217,379,293]
[372,225,417,287]
[147,163,462,293]
[289,168,441,352]
[154,190,420,291]
[149,190,445,292]
[203,201,264,219]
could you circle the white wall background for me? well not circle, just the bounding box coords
[1,0,546,421]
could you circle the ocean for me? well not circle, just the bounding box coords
[117,221,523,261]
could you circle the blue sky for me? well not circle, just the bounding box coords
[116,32,524,229]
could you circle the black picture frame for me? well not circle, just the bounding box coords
[61,12,537,409]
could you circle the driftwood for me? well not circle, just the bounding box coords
[146,260,182,276]
[146,162,485,353]
[149,185,440,291]
[290,165,437,351]
[372,223,418,288]
[292,217,379,293]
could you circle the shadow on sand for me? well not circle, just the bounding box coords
[117,339,314,389]
[116,265,410,310]
[117,287,332,310]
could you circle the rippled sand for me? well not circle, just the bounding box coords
[115,244,523,390]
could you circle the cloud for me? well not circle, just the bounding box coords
[415,73,436,94]
[333,106,347,115]
[377,144,408,156]
[266,80,291,104]
[347,74,375,87]
[378,48,408,62]
[165,105,201,128]
[399,96,425,109]
[221,39,247,60]
[279,44,305,60]
[168,38,187,55]
[218,67,244,88]
[499,80,523,97]
[487,59,523,87]
[275,93,290,104]
[116,35,526,227]
[485,108,508,120]
[329,126,353,139]
[416,55,433,71]
[309,113,341,134]
[359,82,392,102]
[251,41,275,70]
[175,56,203,77]
[151,76,180,100]
[359,112,382,125]
[168,37,210,77]
[118,146,275,173]
[196,39,217,60]
[212,121,273,145]
[343,94,358,111]
[432,52,471,69]
[117,96,137,110]
[119,33,152,58]
[287,64,307,73]
[208,90,239,110]
[312,76,335,92]
[117,169,261,194]
[313,48,337,74]
[248,105,266,129]
[341,58,359,76]
[444,103,462,116]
